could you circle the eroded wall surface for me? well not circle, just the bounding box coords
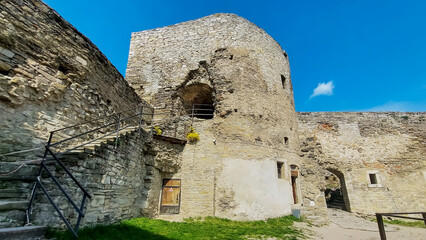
[298,112,426,221]
[127,14,301,220]
[0,0,142,155]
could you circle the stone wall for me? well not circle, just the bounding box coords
[298,112,426,222]
[0,0,143,155]
[3,128,184,228]
[127,14,302,221]
[126,13,294,110]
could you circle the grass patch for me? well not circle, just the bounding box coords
[372,218,426,228]
[47,216,304,240]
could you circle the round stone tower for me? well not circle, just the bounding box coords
[126,13,301,220]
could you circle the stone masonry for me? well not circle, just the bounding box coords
[0,0,425,231]
[0,0,143,155]
[126,13,302,221]
[298,112,426,224]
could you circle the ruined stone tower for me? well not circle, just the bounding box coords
[126,14,302,220]
[1,1,424,232]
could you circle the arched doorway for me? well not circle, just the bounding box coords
[324,168,351,212]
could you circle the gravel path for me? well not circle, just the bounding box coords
[295,209,426,240]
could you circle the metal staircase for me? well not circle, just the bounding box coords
[0,103,212,238]
[1,104,154,238]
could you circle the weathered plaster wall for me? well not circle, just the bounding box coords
[127,14,301,220]
[0,0,142,155]
[159,122,296,221]
[298,112,426,222]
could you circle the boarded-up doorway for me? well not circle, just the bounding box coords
[160,179,181,214]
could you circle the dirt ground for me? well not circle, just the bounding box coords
[295,209,426,240]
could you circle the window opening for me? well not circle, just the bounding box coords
[284,137,289,145]
[369,174,377,184]
[277,162,284,179]
[281,75,286,90]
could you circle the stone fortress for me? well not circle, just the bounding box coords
[0,0,424,230]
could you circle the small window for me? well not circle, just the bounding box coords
[281,75,286,89]
[367,171,382,187]
[277,162,284,179]
[284,137,289,145]
[369,174,377,184]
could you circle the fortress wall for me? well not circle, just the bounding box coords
[127,14,301,220]
[0,0,143,155]
[298,112,426,217]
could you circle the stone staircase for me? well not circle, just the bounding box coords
[328,194,346,210]
[0,125,148,238]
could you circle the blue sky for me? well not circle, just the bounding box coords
[43,0,426,112]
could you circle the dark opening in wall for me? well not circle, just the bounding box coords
[281,75,286,89]
[180,83,214,119]
[325,168,351,211]
[369,174,377,184]
[0,68,10,76]
[284,137,289,145]
[290,165,299,204]
[58,64,71,75]
[277,162,284,179]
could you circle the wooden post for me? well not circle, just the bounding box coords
[376,214,386,240]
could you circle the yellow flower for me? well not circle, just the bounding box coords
[187,126,200,143]
[154,126,162,135]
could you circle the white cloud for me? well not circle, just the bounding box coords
[363,101,426,112]
[309,81,335,99]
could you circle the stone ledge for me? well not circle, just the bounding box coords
[153,135,187,145]
[0,226,47,240]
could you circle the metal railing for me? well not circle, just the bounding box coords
[25,104,154,238]
[3,102,210,237]
[375,212,426,240]
[151,104,214,139]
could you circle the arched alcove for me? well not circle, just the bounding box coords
[180,83,214,119]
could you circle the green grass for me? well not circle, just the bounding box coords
[47,216,304,240]
[372,218,426,228]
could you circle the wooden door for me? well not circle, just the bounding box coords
[291,170,298,204]
[160,179,181,214]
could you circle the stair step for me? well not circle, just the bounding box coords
[0,201,28,211]
[0,176,37,182]
[0,210,26,227]
[0,189,29,199]
[0,226,47,240]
